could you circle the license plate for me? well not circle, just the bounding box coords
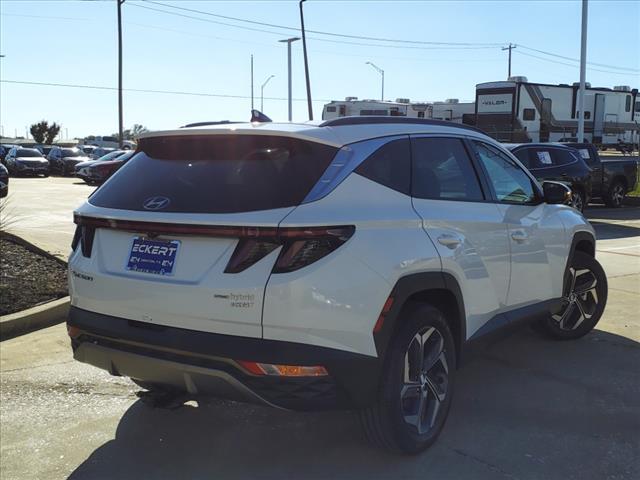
[126,237,180,276]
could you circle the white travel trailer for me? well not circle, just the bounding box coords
[322,97,431,120]
[475,76,640,147]
[322,97,475,125]
[431,99,476,124]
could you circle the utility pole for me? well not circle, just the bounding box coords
[260,75,275,112]
[577,0,588,143]
[299,0,313,120]
[117,0,125,149]
[365,62,385,101]
[250,54,254,110]
[502,43,516,79]
[279,38,300,121]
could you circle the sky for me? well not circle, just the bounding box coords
[0,0,638,139]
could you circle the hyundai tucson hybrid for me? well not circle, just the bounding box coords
[505,143,592,211]
[68,118,607,453]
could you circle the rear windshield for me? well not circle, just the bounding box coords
[89,135,338,213]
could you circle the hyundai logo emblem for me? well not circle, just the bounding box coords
[143,196,171,210]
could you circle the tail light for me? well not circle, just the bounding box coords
[73,215,354,272]
[273,226,355,273]
[225,225,355,273]
[71,224,95,258]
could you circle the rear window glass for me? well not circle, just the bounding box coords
[355,138,410,194]
[90,135,338,213]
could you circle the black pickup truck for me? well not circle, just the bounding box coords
[563,143,638,208]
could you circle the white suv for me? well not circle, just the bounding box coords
[67,118,607,453]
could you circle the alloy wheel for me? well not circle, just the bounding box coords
[611,184,625,207]
[552,267,599,331]
[570,192,584,211]
[400,327,449,434]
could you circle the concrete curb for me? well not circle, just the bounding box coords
[0,296,70,341]
[1,232,70,341]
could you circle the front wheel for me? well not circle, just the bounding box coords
[605,180,626,208]
[359,303,455,454]
[570,189,585,212]
[536,251,608,340]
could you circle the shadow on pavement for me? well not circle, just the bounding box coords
[590,221,640,240]
[68,329,640,480]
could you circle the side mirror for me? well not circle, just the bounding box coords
[542,181,572,205]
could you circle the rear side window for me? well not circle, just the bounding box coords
[355,138,410,194]
[551,149,577,166]
[90,135,338,214]
[411,137,483,201]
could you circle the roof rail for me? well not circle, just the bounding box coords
[319,116,484,134]
[181,120,240,128]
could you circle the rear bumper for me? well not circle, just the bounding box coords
[68,306,381,410]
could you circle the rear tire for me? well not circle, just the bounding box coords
[604,180,625,208]
[358,303,455,454]
[536,251,607,340]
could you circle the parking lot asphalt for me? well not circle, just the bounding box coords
[2,177,95,258]
[1,177,639,479]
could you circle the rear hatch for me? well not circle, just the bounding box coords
[70,133,338,338]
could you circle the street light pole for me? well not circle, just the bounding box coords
[279,37,300,122]
[260,75,275,112]
[117,0,125,149]
[365,62,384,101]
[577,0,588,143]
[299,0,313,120]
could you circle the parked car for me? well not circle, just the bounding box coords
[47,147,91,176]
[77,145,99,157]
[562,142,638,208]
[33,145,55,158]
[75,150,134,185]
[75,150,126,184]
[505,143,592,211]
[85,135,136,150]
[0,164,8,198]
[0,144,18,164]
[88,147,117,160]
[4,147,49,176]
[68,117,607,454]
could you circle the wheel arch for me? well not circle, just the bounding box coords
[373,272,466,367]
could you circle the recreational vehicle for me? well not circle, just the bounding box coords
[431,99,476,125]
[322,97,475,125]
[322,98,431,120]
[475,77,640,148]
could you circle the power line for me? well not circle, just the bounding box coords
[127,3,499,52]
[513,50,638,76]
[516,44,639,73]
[0,79,333,102]
[142,0,504,47]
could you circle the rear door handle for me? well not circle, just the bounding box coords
[511,231,528,243]
[560,172,568,177]
[437,235,461,249]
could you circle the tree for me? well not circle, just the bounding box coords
[45,123,61,145]
[29,121,48,144]
[112,124,148,141]
[29,120,61,144]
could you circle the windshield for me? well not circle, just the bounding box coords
[96,151,125,162]
[17,149,43,158]
[90,135,338,213]
[61,148,83,157]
